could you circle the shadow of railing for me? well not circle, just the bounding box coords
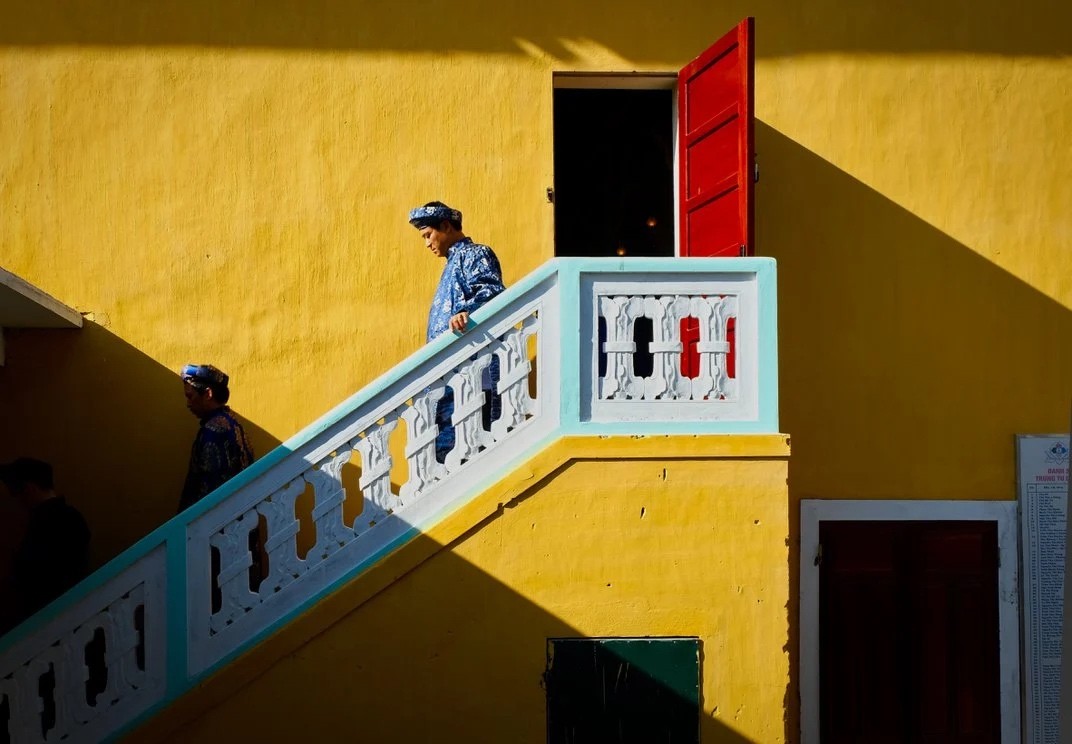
[136,455,774,743]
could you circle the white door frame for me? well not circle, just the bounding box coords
[799,499,1021,744]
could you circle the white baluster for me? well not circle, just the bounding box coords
[17,648,67,743]
[353,417,398,533]
[0,554,164,743]
[209,509,260,634]
[400,386,447,501]
[491,319,539,441]
[716,296,740,400]
[69,613,112,723]
[11,660,46,744]
[445,354,494,470]
[643,296,692,400]
[50,642,81,740]
[599,295,645,399]
[305,451,355,564]
[691,295,738,400]
[109,586,147,695]
[0,675,23,743]
[256,478,307,595]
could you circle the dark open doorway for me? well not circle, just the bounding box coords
[553,86,675,258]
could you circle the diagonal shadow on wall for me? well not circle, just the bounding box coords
[0,0,1066,59]
[0,322,282,630]
[129,474,767,744]
[756,119,1072,741]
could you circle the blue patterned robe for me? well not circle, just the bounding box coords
[179,407,255,512]
[426,238,506,341]
[427,238,506,461]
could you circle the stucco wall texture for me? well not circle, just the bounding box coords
[0,0,1068,619]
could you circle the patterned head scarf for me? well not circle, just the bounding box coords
[409,202,462,229]
[181,363,229,393]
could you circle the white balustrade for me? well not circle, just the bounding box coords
[187,302,550,674]
[353,418,399,531]
[585,272,762,423]
[0,259,774,740]
[491,322,540,440]
[0,548,166,743]
[400,387,448,501]
[599,295,646,400]
[598,293,738,402]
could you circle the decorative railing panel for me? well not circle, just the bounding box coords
[0,257,776,741]
[0,548,167,743]
[186,292,551,674]
[582,273,762,424]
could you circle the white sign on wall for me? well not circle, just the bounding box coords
[1019,434,1071,744]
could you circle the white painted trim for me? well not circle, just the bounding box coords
[552,72,676,90]
[0,266,83,328]
[799,499,1021,744]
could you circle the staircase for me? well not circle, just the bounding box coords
[0,256,777,743]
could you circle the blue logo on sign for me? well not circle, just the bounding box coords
[1045,440,1070,464]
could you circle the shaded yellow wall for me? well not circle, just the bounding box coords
[154,440,790,743]
[1,0,1069,559]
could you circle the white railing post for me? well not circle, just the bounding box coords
[491,319,540,441]
[209,509,259,635]
[598,295,644,400]
[445,354,496,470]
[256,478,307,595]
[353,418,399,532]
[306,451,353,563]
[644,295,693,400]
[400,386,447,501]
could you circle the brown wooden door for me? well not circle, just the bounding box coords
[819,521,1000,744]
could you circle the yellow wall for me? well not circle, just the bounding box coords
[144,437,790,743]
[1,1,1068,568]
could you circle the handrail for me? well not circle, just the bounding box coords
[0,257,777,743]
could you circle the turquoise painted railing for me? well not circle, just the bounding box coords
[0,257,777,742]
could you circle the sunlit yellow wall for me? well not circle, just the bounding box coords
[155,444,790,743]
[1,1,1068,564]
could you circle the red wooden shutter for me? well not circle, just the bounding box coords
[677,18,754,378]
[678,17,755,257]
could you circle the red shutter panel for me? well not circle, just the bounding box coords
[678,17,755,258]
[677,18,754,378]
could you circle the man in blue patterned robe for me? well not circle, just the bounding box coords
[178,364,255,512]
[410,201,506,463]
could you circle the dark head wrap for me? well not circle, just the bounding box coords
[181,363,229,393]
[409,202,462,229]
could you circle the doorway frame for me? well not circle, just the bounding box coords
[799,499,1021,744]
[551,73,682,256]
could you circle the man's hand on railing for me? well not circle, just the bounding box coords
[449,311,469,333]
